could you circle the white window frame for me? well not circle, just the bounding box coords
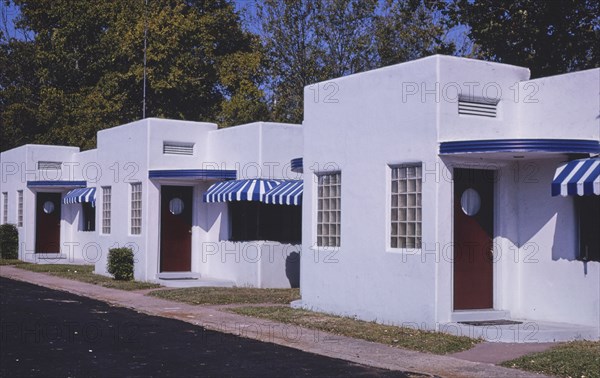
[17,190,23,227]
[130,183,142,235]
[316,172,341,247]
[102,186,111,234]
[2,192,7,224]
[390,164,422,249]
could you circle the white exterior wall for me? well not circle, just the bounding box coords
[0,144,90,263]
[200,122,303,288]
[21,118,304,287]
[513,159,599,327]
[92,119,150,279]
[300,55,600,334]
[301,57,440,325]
[517,69,600,140]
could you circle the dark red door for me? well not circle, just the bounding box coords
[35,192,61,253]
[453,169,494,310]
[160,186,193,272]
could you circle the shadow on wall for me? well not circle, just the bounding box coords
[286,251,300,288]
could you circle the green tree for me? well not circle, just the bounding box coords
[450,0,600,77]
[0,36,40,151]
[314,0,379,78]
[1,0,265,151]
[375,0,456,67]
[256,0,325,124]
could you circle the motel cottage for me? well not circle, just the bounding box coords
[1,55,599,342]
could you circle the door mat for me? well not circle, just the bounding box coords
[158,277,198,281]
[458,320,523,326]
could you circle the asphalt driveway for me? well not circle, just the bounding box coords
[0,277,410,377]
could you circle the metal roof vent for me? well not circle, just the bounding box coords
[37,161,62,170]
[163,142,194,155]
[458,96,499,118]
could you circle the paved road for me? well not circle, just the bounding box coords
[0,278,412,377]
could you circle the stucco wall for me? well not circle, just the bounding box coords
[301,56,441,325]
[517,68,600,140]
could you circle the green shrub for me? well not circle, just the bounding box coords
[0,224,19,259]
[107,247,134,281]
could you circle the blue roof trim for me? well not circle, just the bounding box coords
[291,158,303,173]
[149,169,236,180]
[27,180,87,188]
[440,139,600,155]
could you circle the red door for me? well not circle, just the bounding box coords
[160,186,193,272]
[35,192,61,253]
[453,169,494,310]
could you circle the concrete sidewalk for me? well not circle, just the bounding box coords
[0,266,550,378]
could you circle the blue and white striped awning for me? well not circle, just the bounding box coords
[203,179,282,203]
[63,187,97,206]
[552,158,600,196]
[264,180,303,205]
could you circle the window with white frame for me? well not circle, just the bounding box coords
[2,192,7,224]
[390,164,422,249]
[17,191,23,227]
[102,186,111,234]
[130,183,142,235]
[317,172,341,247]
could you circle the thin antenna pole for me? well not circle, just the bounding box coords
[142,0,148,119]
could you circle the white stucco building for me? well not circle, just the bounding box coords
[1,119,303,288]
[296,55,599,341]
[1,55,598,341]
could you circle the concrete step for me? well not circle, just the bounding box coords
[442,319,599,343]
[155,273,235,288]
[451,309,511,322]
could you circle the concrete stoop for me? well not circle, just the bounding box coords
[155,272,234,288]
[292,301,599,343]
[443,320,599,343]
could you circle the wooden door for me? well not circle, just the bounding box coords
[35,192,61,253]
[453,169,494,310]
[160,186,193,272]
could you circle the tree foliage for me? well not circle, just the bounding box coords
[376,0,456,66]
[256,0,456,123]
[450,0,600,78]
[4,0,596,152]
[1,0,266,151]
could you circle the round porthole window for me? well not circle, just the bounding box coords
[461,188,481,216]
[169,198,184,215]
[43,201,55,214]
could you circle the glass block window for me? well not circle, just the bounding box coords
[102,187,111,234]
[317,172,341,247]
[391,165,422,249]
[17,190,23,227]
[130,183,142,235]
[2,192,7,224]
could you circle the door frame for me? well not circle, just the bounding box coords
[158,183,195,272]
[451,165,500,312]
[34,191,62,254]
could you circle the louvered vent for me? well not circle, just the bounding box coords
[458,96,498,118]
[37,161,62,170]
[163,142,194,155]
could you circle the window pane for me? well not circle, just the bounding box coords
[390,165,422,248]
[316,172,341,247]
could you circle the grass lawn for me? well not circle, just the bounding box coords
[229,306,480,355]
[148,287,300,305]
[0,258,28,266]
[500,340,600,378]
[13,263,160,291]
